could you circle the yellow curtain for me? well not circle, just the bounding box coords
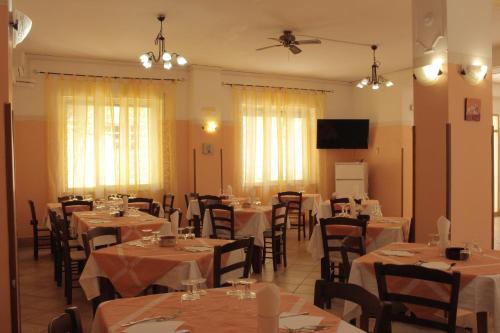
[233,87,325,202]
[46,75,176,200]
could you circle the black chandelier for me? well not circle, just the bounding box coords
[356,45,393,90]
[139,15,187,70]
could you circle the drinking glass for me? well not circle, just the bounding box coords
[238,278,256,300]
[141,229,153,245]
[225,279,241,296]
[185,226,195,239]
[177,227,186,240]
[181,279,200,301]
[193,278,207,296]
[151,231,160,244]
[427,233,439,247]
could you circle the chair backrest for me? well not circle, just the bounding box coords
[374,262,461,333]
[184,192,199,211]
[314,280,391,333]
[48,210,63,253]
[198,195,222,219]
[58,195,83,203]
[82,227,122,258]
[162,193,175,211]
[61,200,93,222]
[271,202,288,237]
[330,197,350,216]
[213,237,254,288]
[128,197,154,214]
[28,199,38,226]
[340,236,366,280]
[151,202,161,217]
[277,191,302,216]
[166,208,183,225]
[48,306,83,333]
[208,204,235,239]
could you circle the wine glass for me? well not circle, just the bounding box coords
[238,278,256,300]
[151,231,160,244]
[193,278,207,296]
[427,233,439,247]
[181,279,200,301]
[225,279,241,296]
[186,226,195,239]
[177,227,186,240]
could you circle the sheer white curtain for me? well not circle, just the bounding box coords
[233,87,325,201]
[46,75,176,200]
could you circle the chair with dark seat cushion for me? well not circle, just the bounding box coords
[374,262,467,333]
[29,200,52,260]
[208,204,235,240]
[47,306,83,333]
[82,227,121,258]
[319,217,367,281]
[314,280,391,333]
[278,191,306,241]
[213,237,254,288]
[262,202,288,271]
[128,197,154,214]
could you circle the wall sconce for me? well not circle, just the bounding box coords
[202,120,218,133]
[460,64,488,85]
[413,59,443,85]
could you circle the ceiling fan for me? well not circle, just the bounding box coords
[256,30,321,54]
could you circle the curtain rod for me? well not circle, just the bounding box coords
[36,71,183,82]
[222,82,334,93]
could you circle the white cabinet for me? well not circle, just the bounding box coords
[335,162,368,198]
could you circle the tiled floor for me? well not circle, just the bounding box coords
[18,229,326,333]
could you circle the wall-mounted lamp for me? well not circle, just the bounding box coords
[413,59,443,85]
[460,64,488,85]
[203,120,218,133]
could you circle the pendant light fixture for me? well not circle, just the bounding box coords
[356,45,393,90]
[139,15,187,70]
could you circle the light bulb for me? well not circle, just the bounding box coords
[176,55,188,66]
[372,83,380,90]
[143,61,152,69]
[162,52,172,61]
[356,82,364,89]
[361,78,369,86]
[139,54,149,63]
[385,81,394,87]
[163,61,172,70]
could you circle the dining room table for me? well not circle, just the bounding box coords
[80,237,244,300]
[91,285,364,333]
[346,242,500,333]
[271,193,322,237]
[316,199,382,220]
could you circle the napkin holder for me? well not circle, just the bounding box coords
[159,235,176,247]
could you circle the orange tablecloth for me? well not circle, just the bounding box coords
[307,217,410,260]
[201,206,273,247]
[347,242,500,333]
[72,210,165,243]
[80,238,239,300]
[91,286,353,333]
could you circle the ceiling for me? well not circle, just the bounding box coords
[12,0,500,82]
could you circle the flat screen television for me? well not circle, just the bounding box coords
[316,119,369,149]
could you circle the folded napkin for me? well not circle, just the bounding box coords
[379,250,415,257]
[122,195,128,211]
[420,261,453,270]
[279,314,324,330]
[124,320,184,333]
[159,221,172,236]
[182,246,212,252]
[257,283,280,333]
[437,216,450,251]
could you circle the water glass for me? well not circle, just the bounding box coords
[141,229,153,245]
[177,227,186,240]
[225,279,241,296]
[194,278,207,296]
[151,231,160,244]
[238,278,256,300]
[181,279,200,301]
[427,233,439,247]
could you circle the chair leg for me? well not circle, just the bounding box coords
[302,214,306,239]
[282,236,287,268]
[262,241,267,264]
[33,228,39,260]
[272,238,278,272]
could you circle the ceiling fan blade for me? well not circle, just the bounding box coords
[289,45,302,54]
[295,39,322,45]
[267,37,281,42]
[256,44,282,51]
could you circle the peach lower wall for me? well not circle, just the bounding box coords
[13,118,413,240]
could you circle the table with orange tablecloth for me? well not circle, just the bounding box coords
[307,216,411,260]
[71,210,166,244]
[346,242,500,333]
[91,286,363,333]
[80,238,243,300]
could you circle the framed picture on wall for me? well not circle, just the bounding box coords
[464,98,481,121]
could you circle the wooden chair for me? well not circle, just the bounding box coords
[208,204,235,239]
[184,192,199,210]
[330,197,350,216]
[57,195,83,203]
[262,203,288,271]
[319,217,367,281]
[278,191,306,240]
[91,277,118,314]
[48,210,64,286]
[314,280,391,333]
[82,227,121,258]
[151,202,161,217]
[340,236,366,281]
[55,215,86,304]
[374,262,464,333]
[195,195,221,237]
[128,197,154,214]
[61,200,93,223]
[28,200,52,260]
[213,237,254,288]
[47,306,83,333]
[162,193,175,212]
